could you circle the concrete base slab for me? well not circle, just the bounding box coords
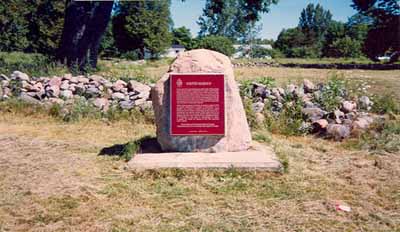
[128,143,282,172]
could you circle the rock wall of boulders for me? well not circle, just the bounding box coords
[245,79,379,140]
[0,71,152,112]
[0,70,380,141]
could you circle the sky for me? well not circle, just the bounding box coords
[170,0,358,40]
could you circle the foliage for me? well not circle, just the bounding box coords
[0,52,67,77]
[371,93,400,114]
[197,0,278,41]
[351,0,400,62]
[113,1,172,59]
[196,36,235,56]
[328,36,363,58]
[99,22,119,58]
[172,27,193,49]
[0,0,65,55]
[299,3,333,45]
[249,45,272,58]
[356,118,400,153]
[275,28,308,58]
[315,75,347,111]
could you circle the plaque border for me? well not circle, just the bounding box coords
[169,73,226,136]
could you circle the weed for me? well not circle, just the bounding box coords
[315,74,347,111]
[62,98,101,122]
[371,94,400,114]
[252,130,272,144]
[120,140,140,161]
[349,118,400,153]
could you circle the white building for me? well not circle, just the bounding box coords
[162,44,186,58]
[232,44,273,59]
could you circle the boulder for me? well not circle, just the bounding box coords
[112,92,125,100]
[11,71,29,81]
[326,124,350,140]
[342,100,357,113]
[313,119,329,130]
[119,100,135,110]
[0,74,9,81]
[303,79,315,93]
[152,49,252,152]
[60,90,73,99]
[19,92,41,104]
[92,98,109,111]
[302,107,326,122]
[113,80,127,92]
[48,77,62,87]
[128,80,151,93]
[252,102,265,113]
[46,85,60,98]
[359,96,373,110]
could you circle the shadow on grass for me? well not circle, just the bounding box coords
[98,136,162,161]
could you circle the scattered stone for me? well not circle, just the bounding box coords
[252,102,265,113]
[112,92,125,100]
[77,76,89,84]
[303,79,315,93]
[48,77,62,87]
[19,92,41,104]
[93,98,109,111]
[113,80,127,92]
[119,100,135,110]
[313,119,329,130]
[359,96,373,110]
[11,71,29,81]
[60,90,73,99]
[60,81,69,90]
[342,101,357,113]
[302,107,326,122]
[326,124,350,140]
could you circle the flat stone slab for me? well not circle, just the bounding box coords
[128,143,282,172]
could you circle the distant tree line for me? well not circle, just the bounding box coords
[0,0,398,70]
[274,1,399,61]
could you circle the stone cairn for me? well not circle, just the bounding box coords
[0,71,152,112]
[245,79,377,140]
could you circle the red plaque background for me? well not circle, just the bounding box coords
[170,73,225,135]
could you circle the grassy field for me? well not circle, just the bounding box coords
[0,60,399,231]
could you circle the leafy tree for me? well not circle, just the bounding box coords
[275,28,308,57]
[99,22,118,58]
[351,0,400,61]
[328,36,363,58]
[196,36,235,56]
[112,1,172,59]
[0,0,64,55]
[0,1,30,52]
[198,0,278,41]
[172,27,193,49]
[299,3,333,47]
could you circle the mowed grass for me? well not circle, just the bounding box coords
[0,113,399,231]
[0,62,399,231]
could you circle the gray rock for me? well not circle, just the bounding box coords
[69,76,79,84]
[60,81,69,90]
[303,79,315,93]
[119,100,135,110]
[60,90,73,99]
[312,119,329,130]
[359,96,373,110]
[19,92,41,104]
[89,75,107,84]
[287,84,297,94]
[342,100,357,113]
[11,71,29,81]
[1,80,9,87]
[302,107,326,122]
[86,87,101,97]
[112,92,125,100]
[252,102,265,113]
[327,124,350,140]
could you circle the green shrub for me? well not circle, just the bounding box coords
[371,94,400,114]
[0,52,67,77]
[315,75,347,111]
[196,36,235,56]
[61,98,101,122]
[356,118,400,153]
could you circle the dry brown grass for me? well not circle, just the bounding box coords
[0,112,399,231]
[0,63,399,231]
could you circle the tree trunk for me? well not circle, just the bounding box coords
[57,0,113,70]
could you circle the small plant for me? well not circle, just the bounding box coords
[316,75,347,111]
[371,94,400,114]
[62,98,101,122]
[120,141,140,161]
[257,76,276,88]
